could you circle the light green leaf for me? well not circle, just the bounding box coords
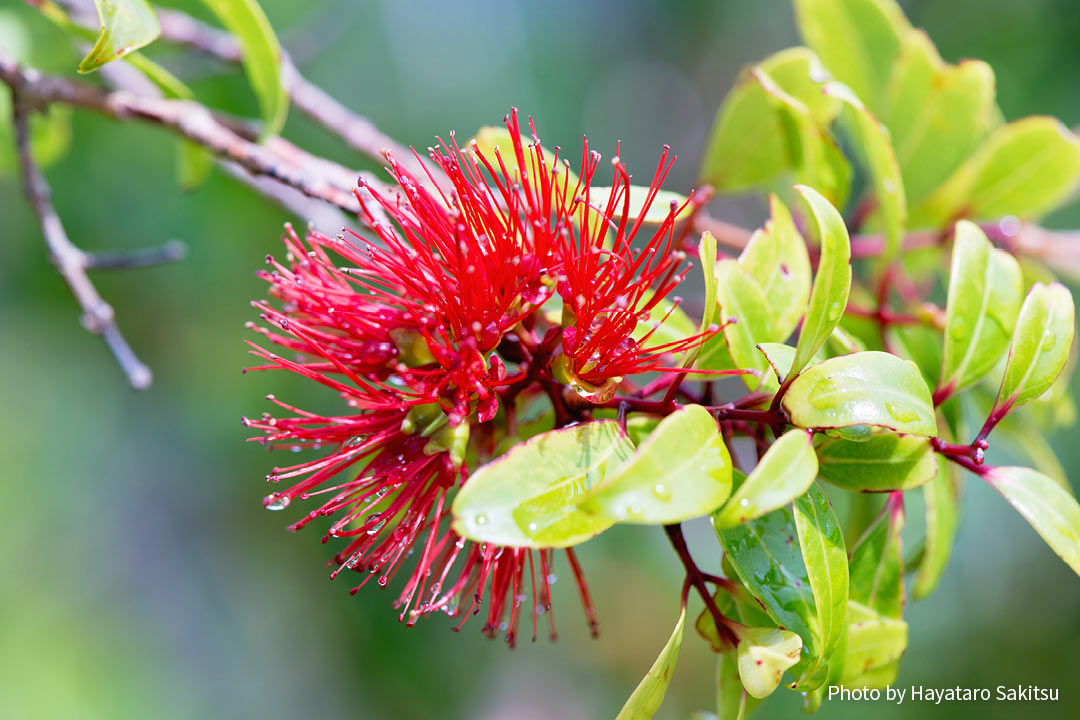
[789,186,852,381]
[825,81,907,259]
[583,406,732,524]
[793,0,911,110]
[783,351,937,436]
[994,282,1075,412]
[841,601,908,687]
[471,125,581,188]
[793,482,849,684]
[880,30,997,203]
[914,456,961,600]
[987,466,1080,577]
[738,195,812,339]
[714,259,776,389]
[939,220,1022,396]
[77,0,160,73]
[756,342,800,385]
[450,421,632,548]
[200,0,288,138]
[616,608,686,719]
[713,430,817,528]
[816,433,937,491]
[701,49,850,205]
[713,507,820,667]
[736,627,803,699]
[849,495,905,617]
[914,117,1080,226]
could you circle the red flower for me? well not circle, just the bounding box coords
[246,109,712,643]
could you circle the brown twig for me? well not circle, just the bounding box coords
[10,82,152,389]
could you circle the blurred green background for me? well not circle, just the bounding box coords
[2,0,1080,718]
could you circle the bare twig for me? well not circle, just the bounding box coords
[10,83,151,389]
[83,240,187,270]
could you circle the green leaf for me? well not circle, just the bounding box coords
[701,49,850,205]
[738,195,812,340]
[914,456,961,600]
[735,627,803,699]
[880,30,997,204]
[450,421,632,548]
[825,81,907,259]
[583,406,732,524]
[816,433,937,491]
[986,466,1080,578]
[914,117,1080,226]
[699,231,719,335]
[849,495,905,617]
[793,0,911,110]
[994,282,1075,413]
[713,259,776,389]
[713,430,818,529]
[713,508,819,667]
[841,601,908,687]
[789,186,852,380]
[792,483,849,683]
[200,0,288,138]
[616,608,686,719]
[939,220,1023,396]
[783,351,938,436]
[77,0,160,73]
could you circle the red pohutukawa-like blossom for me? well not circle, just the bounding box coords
[245,109,714,645]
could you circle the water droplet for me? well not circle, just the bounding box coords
[885,402,918,424]
[827,301,844,321]
[262,492,290,511]
[652,483,670,501]
[1041,328,1057,352]
[475,514,488,526]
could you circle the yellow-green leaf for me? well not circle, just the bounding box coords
[735,627,803,699]
[200,0,288,138]
[713,430,817,528]
[450,421,632,548]
[987,466,1080,578]
[583,406,732,524]
[77,0,160,73]
[914,456,961,600]
[783,351,937,436]
[789,186,852,380]
[993,282,1075,412]
[616,608,686,719]
[816,433,937,491]
[738,195,812,340]
[714,258,776,389]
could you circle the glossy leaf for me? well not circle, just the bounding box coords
[714,259,776,389]
[987,466,1080,577]
[714,508,820,666]
[784,352,937,436]
[792,483,848,683]
[914,456,961,600]
[738,195,812,339]
[880,30,997,203]
[451,421,632,548]
[939,221,1023,396]
[78,0,160,73]
[715,650,751,720]
[736,627,803,699]
[757,342,800,385]
[825,82,907,259]
[915,117,1080,226]
[993,283,1075,413]
[841,601,908,687]
[793,0,910,109]
[714,430,817,528]
[200,0,288,138]
[816,433,937,491]
[849,495,905,617]
[584,406,732,524]
[789,186,852,380]
[701,49,849,204]
[699,231,719,335]
[616,608,686,719]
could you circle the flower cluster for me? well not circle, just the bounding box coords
[244,109,708,644]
